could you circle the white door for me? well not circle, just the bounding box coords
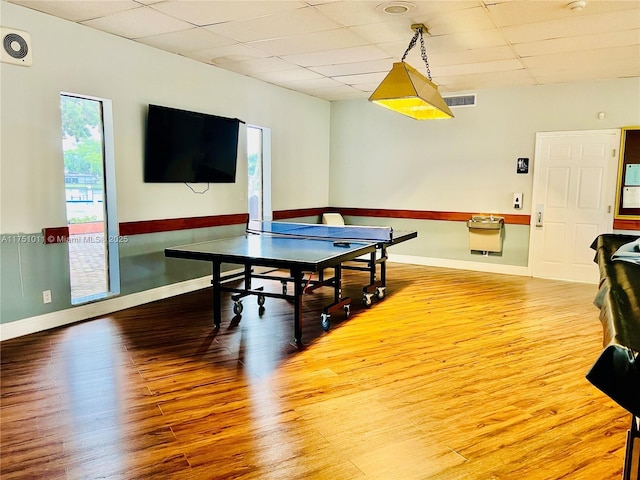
[530,130,620,283]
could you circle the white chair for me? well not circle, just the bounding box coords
[322,213,345,225]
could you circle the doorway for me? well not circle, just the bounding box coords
[529,129,620,283]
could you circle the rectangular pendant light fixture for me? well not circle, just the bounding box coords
[369,24,454,120]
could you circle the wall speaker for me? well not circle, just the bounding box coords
[1,27,32,66]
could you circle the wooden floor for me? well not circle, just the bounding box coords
[0,263,631,479]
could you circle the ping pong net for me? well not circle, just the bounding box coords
[247,220,393,243]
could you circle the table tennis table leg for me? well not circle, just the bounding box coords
[292,269,303,345]
[380,244,388,286]
[211,261,222,328]
[369,250,376,286]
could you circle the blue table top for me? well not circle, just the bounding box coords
[165,234,378,270]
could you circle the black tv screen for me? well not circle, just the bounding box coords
[144,104,241,183]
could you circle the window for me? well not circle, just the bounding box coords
[60,93,119,304]
[247,125,272,221]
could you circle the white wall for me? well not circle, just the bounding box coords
[0,2,331,233]
[329,78,640,214]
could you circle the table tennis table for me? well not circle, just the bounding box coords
[164,220,417,345]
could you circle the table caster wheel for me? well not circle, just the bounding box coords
[257,294,266,306]
[363,294,373,307]
[344,305,351,318]
[321,313,331,331]
[375,287,386,299]
[233,301,243,315]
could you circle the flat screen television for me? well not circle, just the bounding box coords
[144,104,241,183]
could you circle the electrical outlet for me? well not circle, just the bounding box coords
[42,290,52,304]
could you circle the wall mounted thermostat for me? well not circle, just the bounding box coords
[513,192,523,209]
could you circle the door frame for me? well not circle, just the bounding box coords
[527,128,620,279]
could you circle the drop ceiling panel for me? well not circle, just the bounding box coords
[439,69,536,92]
[312,1,397,27]
[413,6,495,36]
[349,19,423,45]
[151,1,307,26]
[282,45,391,67]
[137,28,236,54]
[277,76,346,90]
[488,0,640,27]
[514,29,640,58]
[222,57,302,75]
[521,45,640,69]
[252,68,325,83]
[429,45,517,67]
[81,7,194,39]
[205,7,343,43]
[332,71,388,85]
[246,28,369,57]
[188,43,272,66]
[502,10,640,44]
[425,29,508,53]
[436,58,525,77]
[8,0,140,22]
[309,59,393,77]
[532,65,640,84]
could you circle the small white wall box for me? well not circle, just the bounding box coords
[466,215,504,253]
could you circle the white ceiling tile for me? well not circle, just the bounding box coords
[309,59,392,76]
[486,0,640,28]
[332,71,387,85]
[188,43,271,65]
[223,57,302,75]
[429,45,517,67]
[313,1,394,27]
[277,76,345,89]
[514,29,640,58]
[246,28,368,57]
[282,45,391,67]
[502,10,640,44]
[81,7,194,39]
[531,65,640,85]
[436,58,525,77]
[413,5,494,36]
[437,69,536,93]
[372,29,507,61]
[349,20,418,45]
[252,68,325,83]
[7,0,139,22]
[425,30,508,54]
[296,84,365,101]
[151,1,307,26]
[137,28,235,54]
[205,7,342,43]
[521,45,640,69]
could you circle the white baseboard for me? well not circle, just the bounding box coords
[389,254,531,277]
[0,275,213,342]
[1,257,530,341]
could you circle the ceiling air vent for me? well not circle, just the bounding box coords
[443,94,476,108]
